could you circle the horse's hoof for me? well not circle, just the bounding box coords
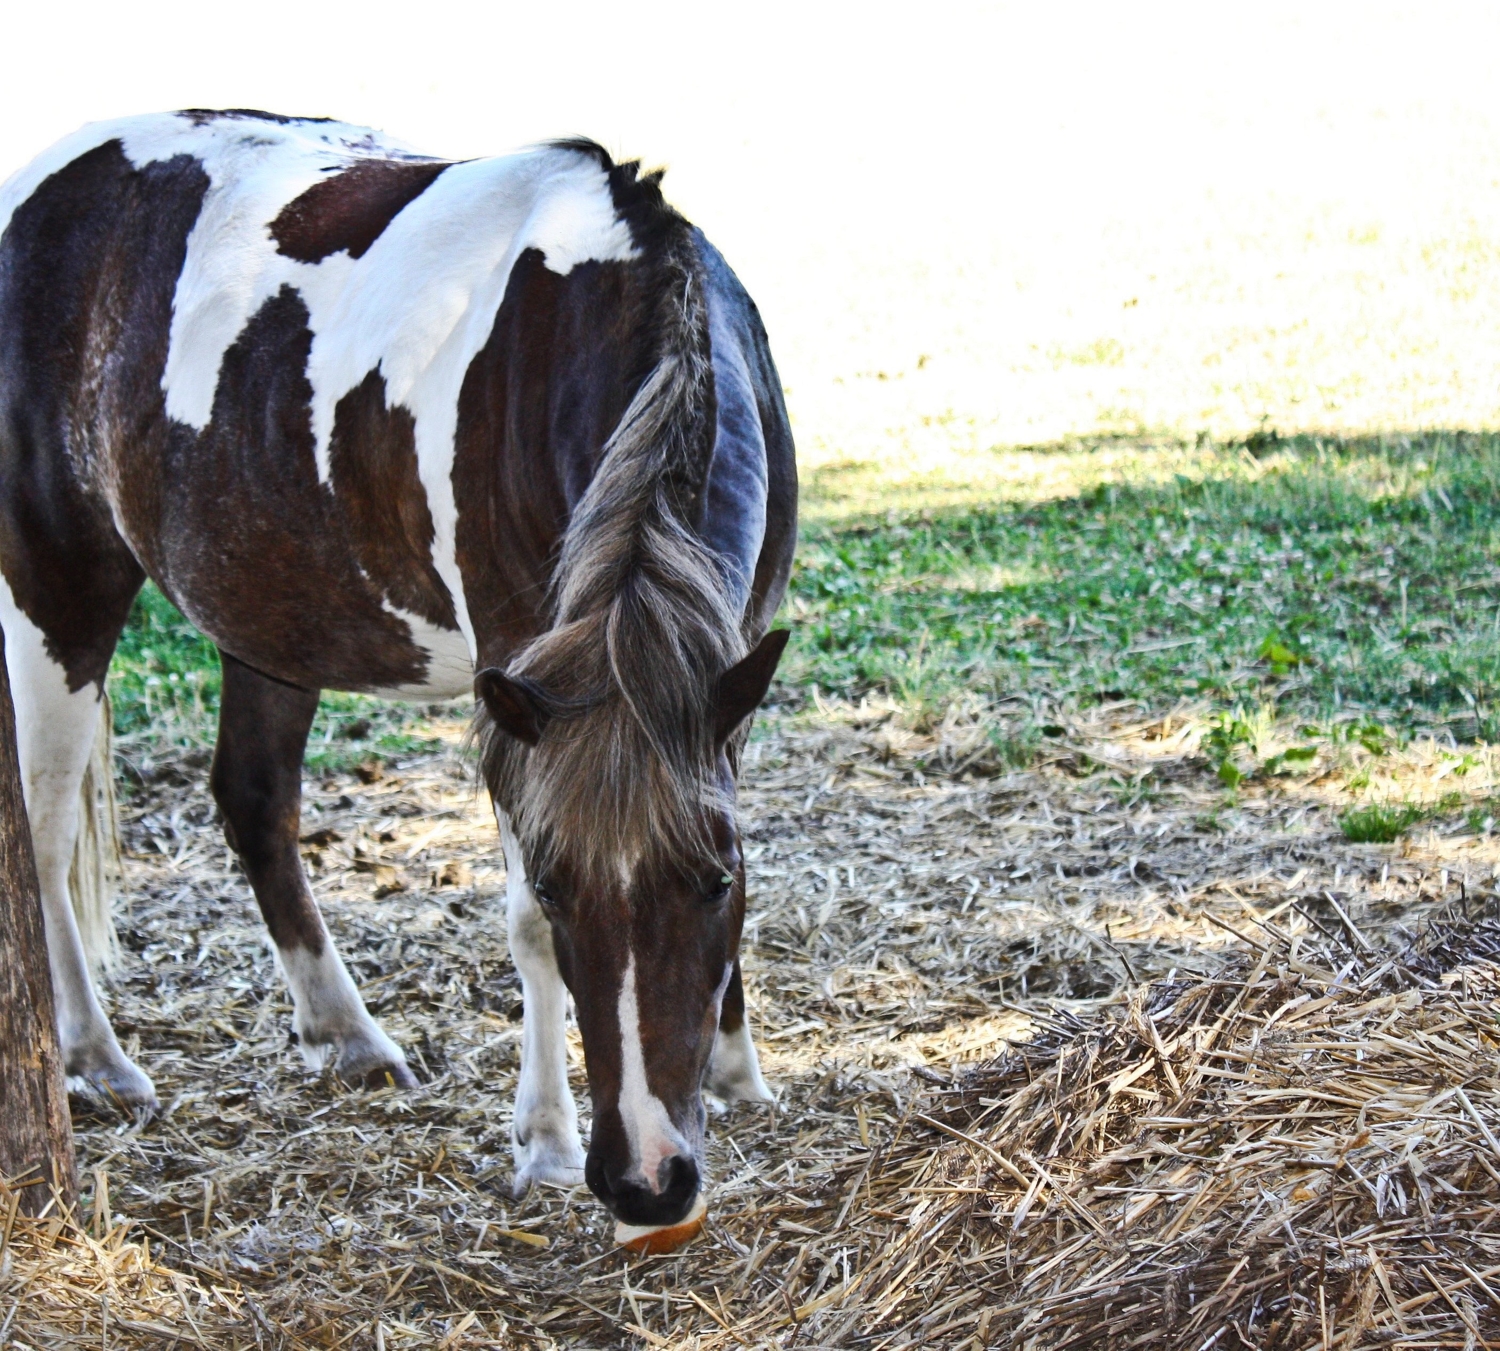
[333,1036,419,1091]
[345,1058,420,1091]
[512,1136,586,1194]
[296,1018,417,1091]
[68,1054,159,1117]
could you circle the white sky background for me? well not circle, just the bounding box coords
[4,2,1500,469]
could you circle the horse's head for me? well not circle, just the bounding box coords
[477,629,788,1225]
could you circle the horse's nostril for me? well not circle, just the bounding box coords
[586,1152,701,1227]
[658,1154,699,1205]
[585,1152,611,1203]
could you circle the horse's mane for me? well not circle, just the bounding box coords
[479,145,742,888]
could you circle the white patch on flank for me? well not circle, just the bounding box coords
[617,955,689,1191]
[499,810,586,1189]
[0,579,155,1106]
[275,941,408,1077]
[369,604,475,701]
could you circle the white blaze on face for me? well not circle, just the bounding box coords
[616,954,689,1192]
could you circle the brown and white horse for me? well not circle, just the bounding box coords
[0,110,796,1227]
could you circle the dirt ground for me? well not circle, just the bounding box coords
[42,702,1499,1348]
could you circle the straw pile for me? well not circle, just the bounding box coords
[4,703,1498,1348]
[0,1186,248,1348]
[795,906,1500,1349]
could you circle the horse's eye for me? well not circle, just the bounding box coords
[532,880,558,909]
[704,872,734,904]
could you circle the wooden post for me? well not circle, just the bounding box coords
[0,630,77,1218]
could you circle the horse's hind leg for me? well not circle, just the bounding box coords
[211,652,415,1089]
[0,594,156,1108]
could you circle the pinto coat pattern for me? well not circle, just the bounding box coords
[0,111,795,1227]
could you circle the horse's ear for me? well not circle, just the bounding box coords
[476,669,552,746]
[714,629,791,745]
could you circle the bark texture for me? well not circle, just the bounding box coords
[0,631,77,1217]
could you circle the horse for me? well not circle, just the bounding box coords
[0,109,796,1228]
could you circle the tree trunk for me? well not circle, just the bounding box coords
[0,631,77,1219]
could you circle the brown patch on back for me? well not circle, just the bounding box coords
[270,159,450,264]
[327,370,457,630]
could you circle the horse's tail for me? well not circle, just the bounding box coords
[69,689,121,974]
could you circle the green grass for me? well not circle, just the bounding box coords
[111,584,221,736]
[785,430,1500,737]
[1338,796,1465,843]
[1338,801,1429,843]
[1466,800,1500,834]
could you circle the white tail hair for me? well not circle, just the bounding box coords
[69,689,121,974]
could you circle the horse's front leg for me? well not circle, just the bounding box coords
[498,814,585,1191]
[707,958,773,1103]
[213,653,414,1089]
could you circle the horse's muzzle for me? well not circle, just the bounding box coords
[586,1151,700,1226]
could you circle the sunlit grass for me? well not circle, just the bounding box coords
[799,438,1222,525]
[785,429,1500,739]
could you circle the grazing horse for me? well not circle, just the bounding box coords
[0,110,795,1227]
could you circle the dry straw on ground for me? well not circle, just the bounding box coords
[3,704,1498,1348]
[798,906,1500,1349]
